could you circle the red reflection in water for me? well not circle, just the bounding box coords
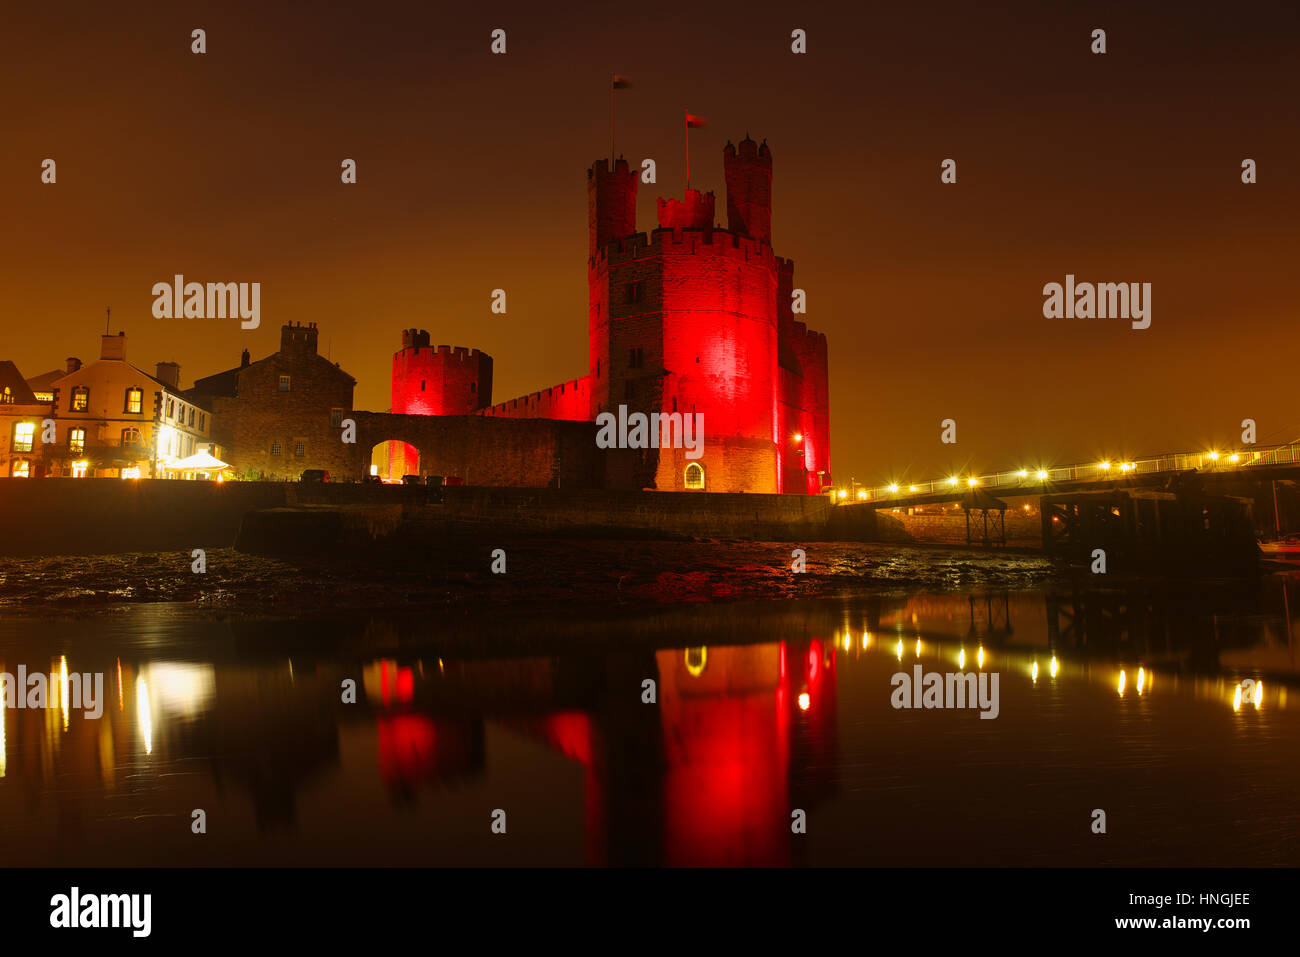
[657,643,790,866]
[377,714,436,786]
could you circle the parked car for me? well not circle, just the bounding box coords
[301,469,330,483]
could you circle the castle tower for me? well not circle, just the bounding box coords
[391,329,493,417]
[587,158,638,259]
[588,158,641,418]
[723,137,772,244]
[388,329,493,480]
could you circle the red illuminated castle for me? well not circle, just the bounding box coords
[390,136,830,494]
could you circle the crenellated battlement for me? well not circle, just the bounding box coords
[400,328,431,351]
[433,345,490,361]
[394,331,491,364]
[788,320,827,344]
[593,226,779,270]
[723,135,772,166]
[480,375,590,421]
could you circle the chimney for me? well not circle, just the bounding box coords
[100,331,126,361]
[240,348,251,367]
[65,357,82,374]
[279,321,319,356]
[156,361,181,389]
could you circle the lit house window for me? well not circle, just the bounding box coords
[167,399,174,418]
[121,427,142,448]
[0,387,12,404]
[71,461,88,478]
[13,421,35,453]
[188,407,195,427]
[125,388,143,414]
[198,412,205,430]
[12,460,30,478]
[685,462,705,490]
[69,428,85,453]
[279,376,291,392]
[71,386,89,411]
[294,441,305,458]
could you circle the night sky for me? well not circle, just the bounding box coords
[3,0,1297,484]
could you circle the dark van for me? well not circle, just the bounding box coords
[300,469,330,483]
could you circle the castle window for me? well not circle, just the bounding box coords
[69,428,85,454]
[471,382,477,393]
[125,387,143,414]
[167,399,175,418]
[294,441,306,458]
[331,408,343,427]
[627,281,644,304]
[421,380,426,392]
[121,427,142,448]
[13,421,35,453]
[685,463,705,490]
[279,375,291,392]
[271,440,282,455]
[71,386,89,411]
[624,382,634,401]
[628,347,644,369]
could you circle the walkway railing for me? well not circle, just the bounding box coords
[848,442,1300,504]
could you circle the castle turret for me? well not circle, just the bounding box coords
[391,329,492,417]
[656,189,715,231]
[587,158,638,258]
[723,136,772,244]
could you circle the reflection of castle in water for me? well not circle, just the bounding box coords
[1,580,1293,863]
[358,642,840,865]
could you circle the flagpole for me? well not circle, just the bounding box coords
[684,110,690,189]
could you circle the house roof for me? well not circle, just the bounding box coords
[189,365,240,399]
[25,369,66,393]
[0,361,41,404]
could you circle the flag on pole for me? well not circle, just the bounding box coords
[685,112,708,128]
[612,75,633,89]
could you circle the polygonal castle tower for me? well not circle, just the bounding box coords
[585,136,830,494]
[392,329,493,416]
[388,329,493,478]
[391,135,830,494]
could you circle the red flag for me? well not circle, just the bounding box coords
[685,112,708,128]
[612,75,632,89]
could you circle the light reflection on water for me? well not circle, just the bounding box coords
[0,584,1296,867]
